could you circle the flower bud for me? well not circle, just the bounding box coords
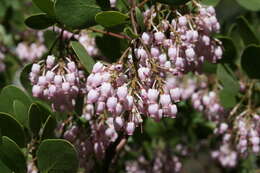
[62,82,70,92]
[170,88,181,102]
[32,85,42,97]
[100,82,112,97]
[107,96,118,112]
[147,89,159,102]
[87,89,100,103]
[160,94,171,107]
[38,76,47,86]
[54,75,63,85]
[46,55,55,68]
[148,103,159,116]
[141,32,150,44]
[126,122,135,135]
[178,16,187,26]
[154,32,165,44]
[31,64,41,74]
[92,62,104,73]
[168,47,177,59]
[117,85,128,101]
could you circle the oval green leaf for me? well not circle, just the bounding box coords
[236,16,259,45]
[236,0,260,11]
[219,89,237,108]
[55,0,101,29]
[37,139,79,173]
[28,103,49,136]
[32,0,55,16]
[13,100,28,127]
[41,115,57,140]
[95,11,128,27]
[71,41,95,73]
[0,85,32,115]
[201,0,220,6]
[241,45,260,79]
[20,63,33,94]
[217,64,239,95]
[25,13,56,30]
[0,136,27,173]
[0,112,25,147]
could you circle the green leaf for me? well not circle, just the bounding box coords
[236,0,260,11]
[155,0,190,5]
[41,115,57,140]
[20,63,33,94]
[37,139,79,173]
[71,41,95,73]
[236,16,259,45]
[0,85,32,115]
[25,13,56,30]
[96,34,127,62]
[201,0,220,6]
[144,119,164,138]
[241,45,260,79]
[217,36,237,64]
[44,30,59,49]
[124,27,138,39]
[0,112,25,147]
[13,100,28,127]
[0,136,27,173]
[96,0,110,10]
[55,0,101,29]
[135,7,145,32]
[219,89,237,108]
[95,11,128,28]
[32,0,55,16]
[0,160,12,173]
[28,103,49,136]
[217,64,239,95]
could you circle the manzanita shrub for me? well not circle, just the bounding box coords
[0,0,260,172]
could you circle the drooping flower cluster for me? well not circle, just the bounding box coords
[78,32,99,57]
[211,113,260,167]
[30,55,85,111]
[125,151,182,173]
[15,31,46,62]
[234,114,260,154]
[54,27,99,57]
[83,60,181,136]
[140,5,222,75]
[0,51,5,72]
[82,4,223,136]
[211,143,238,168]
[16,42,46,62]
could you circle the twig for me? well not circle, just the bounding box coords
[88,27,131,40]
[138,0,150,8]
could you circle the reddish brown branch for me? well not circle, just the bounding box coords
[89,27,131,40]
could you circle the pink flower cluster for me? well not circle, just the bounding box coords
[211,143,238,168]
[125,151,182,173]
[16,42,46,62]
[140,5,222,75]
[78,32,99,57]
[84,60,181,136]
[234,114,260,154]
[54,28,99,57]
[30,55,85,111]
